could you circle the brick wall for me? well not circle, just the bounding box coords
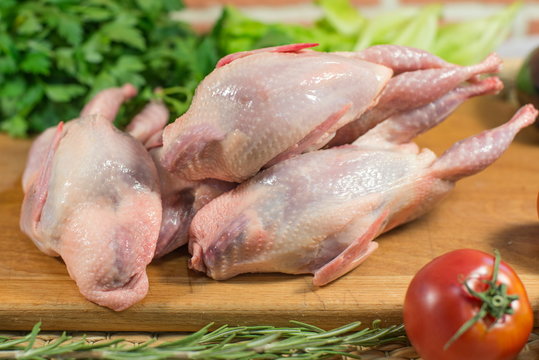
[177,0,539,38]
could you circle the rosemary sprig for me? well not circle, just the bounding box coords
[0,321,407,360]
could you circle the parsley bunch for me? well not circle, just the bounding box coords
[0,0,218,136]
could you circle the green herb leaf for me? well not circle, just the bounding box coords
[102,17,146,50]
[1,115,28,137]
[0,76,25,97]
[115,55,146,73]
[45,84,86,102]
[109,55,146,87]
[89,72,119,99]
[25,39,53,55]
[17,84,44,116]
[136,0,163,17]
[164,0,185,11]
[81,34,107,64]
[54,47,76,74]
[0,32,18,57]
[15,9,43,35]
[0,321,407,359]
[73,5,112,22]
[0,56,16,74]
[0,0,16,12]
[57,15,83,46]
[20,52,51,75]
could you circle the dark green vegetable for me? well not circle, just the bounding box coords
[517,46,539,114]
[0,0,218,137]
[210,5,356,55]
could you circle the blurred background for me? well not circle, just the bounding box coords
[2,0,536,137]
[178,0,539,57]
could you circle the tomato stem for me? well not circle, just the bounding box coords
[444,249,519,350]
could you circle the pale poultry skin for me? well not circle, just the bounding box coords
[18,41,537,309]
[161,44,393,182]
[22,85,138,192]
[20,85,162,311]
[151,147,235,258]
[161,44,501,183]
[328,53,502,146]
[189,78,537,286]
[124,99,235,258]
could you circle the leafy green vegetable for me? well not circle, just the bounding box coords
[433,1,521,65]
[211,5,355,55]
[1,115,28,137]
[0,0,215,137]
[45,84,86,102]
[353,9,416,50]
[212,1,518,66]
[316,0,365,36]
[0,0,521,137]
[391,4,441,50]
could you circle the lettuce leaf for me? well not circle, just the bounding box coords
[212,0,519,67]
[354,9,416,50]
[432,1,521,65]
[211,5,356,55]
[391,4,441,50]
[316,0,364,36]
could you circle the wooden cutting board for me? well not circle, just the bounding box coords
[1,95,539,332]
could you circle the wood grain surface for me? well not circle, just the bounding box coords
[1,95,538,332]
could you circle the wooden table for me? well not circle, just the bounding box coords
[1,95,538,331]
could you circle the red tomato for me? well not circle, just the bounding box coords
[403,249,533,360]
